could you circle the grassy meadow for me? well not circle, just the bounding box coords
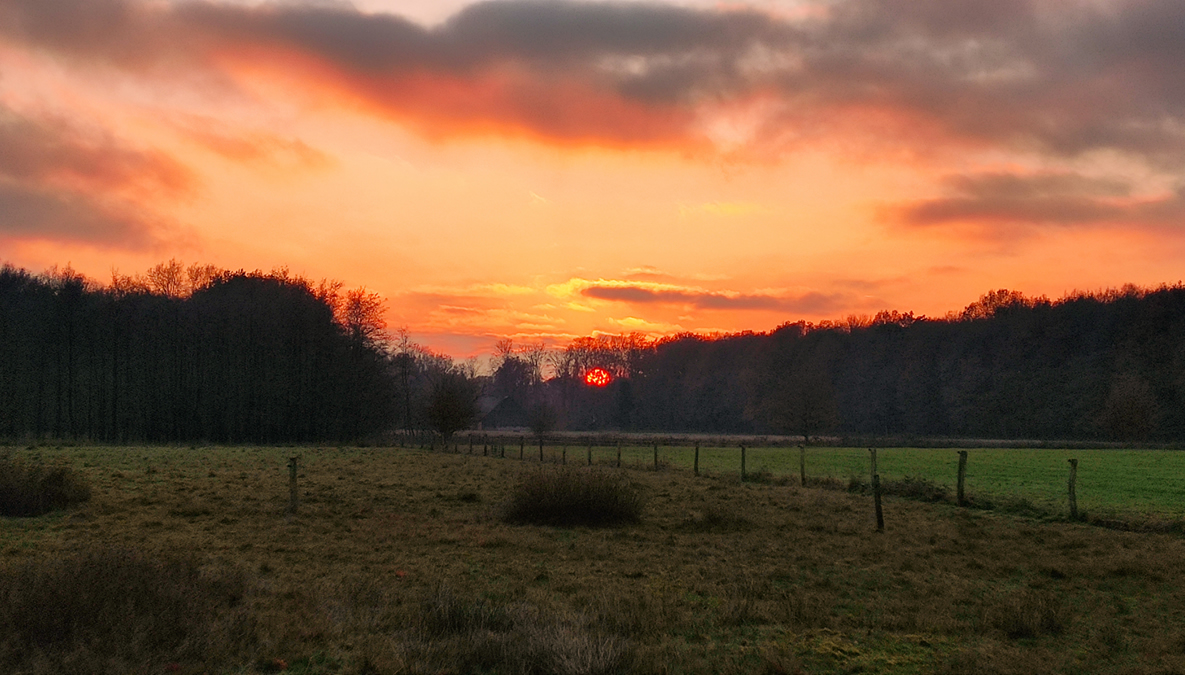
[533,442,1185,521]
[4,443,1185,674]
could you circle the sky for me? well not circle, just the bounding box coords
[3,0,1185,358]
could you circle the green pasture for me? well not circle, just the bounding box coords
[557,443,1185,520]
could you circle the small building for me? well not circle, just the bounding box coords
[477,396,530,430]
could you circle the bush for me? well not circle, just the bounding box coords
[0,458,91,517]
[503,468,645,527]
[0,547,254,674]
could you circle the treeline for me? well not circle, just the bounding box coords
[7,256,1184,443]
[496,286,1185,442]
[0,261,413,443]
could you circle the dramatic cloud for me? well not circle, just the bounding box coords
[581,283,849,314]
[4,0,1185,161]
[896,171,1185,229]
[0,182,159,246]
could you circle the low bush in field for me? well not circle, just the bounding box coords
[503,467,645,527]
[0,458,91,517]
[0,547,254,674]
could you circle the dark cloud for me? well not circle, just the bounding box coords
[582,285,847,314]
[0,181,158,246]
[897,171,1185,228]
[0,105,188,247]
[4,0,1185,160]
[899,172,1128,226]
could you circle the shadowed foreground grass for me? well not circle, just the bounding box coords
[3,445,1185,674]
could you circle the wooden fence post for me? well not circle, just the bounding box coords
[1068,458,1079,520]
[869,447,877,487]
[740,444,747,482]
[870,448,883,532]
[484,436,488,457]
[539,436,545,462]
[587,444,592,466]
[616,441,622,468]
[562,446,567,465]
[694,442,700,477]
[799,444,806,487]
[873,474,885,532]
[957,451,968,507]
[653,442,659,470]
[286,456,299,516]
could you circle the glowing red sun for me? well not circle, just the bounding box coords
[584,367,612,387]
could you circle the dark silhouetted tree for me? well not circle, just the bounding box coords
[426,372,478,447]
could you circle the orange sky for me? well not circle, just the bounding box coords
[3,0,1185,358]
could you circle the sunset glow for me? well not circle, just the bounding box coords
[4,0,1185,359]
[584,368,612,388]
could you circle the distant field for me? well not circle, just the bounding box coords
[522,442,1185,520]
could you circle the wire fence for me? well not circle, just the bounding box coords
[385,431,1185,522]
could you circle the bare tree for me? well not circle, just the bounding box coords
[145,259,186,297]
[342,287,387,347]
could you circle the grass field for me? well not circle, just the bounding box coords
[525,443,1185,521]
[4,443,1185,674]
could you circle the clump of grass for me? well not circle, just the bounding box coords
[0,547,254,674]
[678,506,754,533]
[744,467,793,486]
[348,585,633,675]
[988,589,1067,639]
[884,476,950,502]
[503,467,645,527]
[0,457,91,517]
[418,587,632,675]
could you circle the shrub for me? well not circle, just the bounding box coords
[0,547,254,674]
[503,468,645,527]
[0,458,91,517]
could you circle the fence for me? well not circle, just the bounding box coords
[380,430,1185,524]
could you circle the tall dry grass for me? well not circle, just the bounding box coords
[0,457,90,517]
[0,547,254,674]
